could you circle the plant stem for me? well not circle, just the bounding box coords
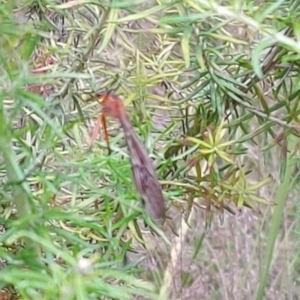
[256,135,296,300]
[0,98,32,218]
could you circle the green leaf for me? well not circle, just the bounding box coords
[110,4,168,22]
[237,193,244,207]
[252,37,274,79]
[181,27,192,68]
[256,0,286,23]
[186,136,212,149]
[21,33,40,61]
[160,13,206,24]
[97,8,119,54]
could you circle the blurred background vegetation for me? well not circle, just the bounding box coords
[1,0,300,299]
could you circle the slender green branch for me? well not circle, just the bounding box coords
[0,98,32,218]
[256,135,296,300]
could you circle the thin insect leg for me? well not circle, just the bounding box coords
[89,114,102,149]
[101,114,111,154]
[89,113,112,154]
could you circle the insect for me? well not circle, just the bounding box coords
[93,91,166,220]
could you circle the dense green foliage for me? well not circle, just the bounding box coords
[1,0,300,299]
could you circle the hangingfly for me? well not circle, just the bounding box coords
[93,91,165,220]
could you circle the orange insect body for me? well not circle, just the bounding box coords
[96,91,165,220]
